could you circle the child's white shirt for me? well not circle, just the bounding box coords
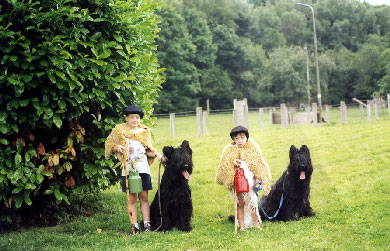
[121,138,150,176]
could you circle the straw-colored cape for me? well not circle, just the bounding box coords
[104,123,157,165]
[216,138,272,196]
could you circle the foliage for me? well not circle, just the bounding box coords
[261,46,307,105]
[154,4,199,113]
[153,0,390,112]
[378,49,390,94]
[325,47,358,104]
[0,0,163,230]
[1,113,389,250]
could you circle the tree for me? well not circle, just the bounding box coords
[154,0,390,110]
[325,48,358,104]
[198,66,234,109]
[261,47,307,106]
[378,49,390,95]
[182,8,216,69]
[248,6,286,52]
[154,5,199,113]
[280,10,309,46]
[352,35,387,99]
[0,0,163,230]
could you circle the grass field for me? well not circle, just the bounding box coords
[1,110,390,251]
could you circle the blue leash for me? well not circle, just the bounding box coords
[255,181,285,220]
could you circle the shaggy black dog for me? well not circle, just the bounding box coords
[259,145,315,221]
[150,140,193,231]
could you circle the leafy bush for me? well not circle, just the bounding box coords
[0,0,163,230]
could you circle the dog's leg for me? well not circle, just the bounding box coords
[176,220,192,232]
[299,199,315,217]
[173,203,193,232]
[278,202,298,221]
[280,212,298,221]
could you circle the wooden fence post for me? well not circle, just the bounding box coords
[367,102,371,122]
[233,99,249,128]
[280,104,286,128]
[233,99,237,126]
[170,113,175,138]
[325,104,330,123]
[259,108,264,129]
[359,104,364,120]
[312,103,317,126]
[202,111,209,135]
[387,93,390,117]
[341,101,347,125]
[269,108,273,124]
[374,98,379,118]
[288,108,292,124]
[306,106,311,124]
[206,99,210,115]
[196,107,203,136]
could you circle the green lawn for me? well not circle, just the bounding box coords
[1,111,390,251]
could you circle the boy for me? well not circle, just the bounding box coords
[105,105,163,235]
[216,126,271,230]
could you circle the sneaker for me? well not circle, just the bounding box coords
[144,221,152,232]
[130,225,140,236]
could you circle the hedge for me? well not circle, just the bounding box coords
[0,0,163,230]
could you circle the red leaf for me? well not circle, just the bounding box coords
[65,176,75,187]
[16,137,25,146]
[28,133,35,142]
[37,143,45,155]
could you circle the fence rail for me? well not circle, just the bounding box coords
[153,97,390,138]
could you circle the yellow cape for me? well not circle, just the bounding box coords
[104,123,157,165]
[216,138,272,196]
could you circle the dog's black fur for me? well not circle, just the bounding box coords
[150,140,193,231]
[259,145,315,221]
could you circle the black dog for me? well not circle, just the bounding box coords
[150,140,193,231]
[259,145,315,221]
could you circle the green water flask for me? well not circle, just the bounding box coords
[128,170,143,194]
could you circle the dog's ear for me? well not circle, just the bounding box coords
[163,146,175,159]
[300,145,310,156]
[181,140,192,155]
[289,145,298,161]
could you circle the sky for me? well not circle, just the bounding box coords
[360,0,390,5]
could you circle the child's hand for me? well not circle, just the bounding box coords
[233,159,241,167]
[115,145,125,154]
[254,180,262,193]
[155,152,165,163]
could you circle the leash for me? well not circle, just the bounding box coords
[153,160,164,232]
[122,156,135,235]
[256,180,285,220]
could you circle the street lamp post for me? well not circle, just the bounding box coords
[297,2,322,121]
[304,44,311,106]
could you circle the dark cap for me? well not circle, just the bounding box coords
[230,126,249,139]
[123,105,144,119]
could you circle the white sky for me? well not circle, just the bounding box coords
[360,0,390,5]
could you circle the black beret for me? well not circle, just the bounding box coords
[230,126,249,139]
[123,105,144,119]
